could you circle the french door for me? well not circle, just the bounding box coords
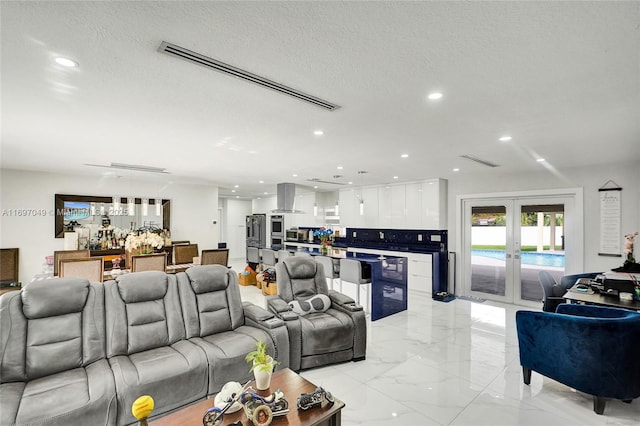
[461,192,581,306]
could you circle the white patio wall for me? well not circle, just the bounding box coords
[472,226,564,247]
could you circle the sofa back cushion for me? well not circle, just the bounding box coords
[105,271,185,357]
[276,257,328,302]
[178,265,244,338]
[0,278,105,382]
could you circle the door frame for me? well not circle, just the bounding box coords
[456,188,584,306]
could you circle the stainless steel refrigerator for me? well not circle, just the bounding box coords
[246,214,266,248]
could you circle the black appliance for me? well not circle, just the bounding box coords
[246,214,266,249]
[270,215,284,249]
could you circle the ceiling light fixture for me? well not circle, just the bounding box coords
[55,57,78,68]
[536,158,546,162]
[453,168,460,172]
[314,130,324,136]
[337,166,343,170]
[393,176,399,179]
[401,154,409,158]
[427,92,443,100]
[313,202,318,217]
[499,136,512,142]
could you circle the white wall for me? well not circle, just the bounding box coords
[220,198,252,261]
[0,168,219,281]
[448,161,640,274]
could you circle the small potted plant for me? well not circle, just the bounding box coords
[245,340,278,390]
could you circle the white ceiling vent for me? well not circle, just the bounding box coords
[158,41,341,111]
[460,154,500,168]
[84,163,170,174]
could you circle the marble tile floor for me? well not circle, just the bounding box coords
[231,260,639,426]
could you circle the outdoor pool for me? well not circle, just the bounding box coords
[472,249,565,267]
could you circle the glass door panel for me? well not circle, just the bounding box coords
[466,201,514,303]
[516,200,566,305]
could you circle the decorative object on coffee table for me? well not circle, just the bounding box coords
[296,387,335,411]
[245,340,278,390]
[251,404,272,426]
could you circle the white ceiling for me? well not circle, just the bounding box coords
[2,1,639,199]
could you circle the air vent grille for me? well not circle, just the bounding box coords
[158,41,340,111]
[460,154,500,168]
[84,163,170,174]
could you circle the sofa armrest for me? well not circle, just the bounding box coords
[328,290,363,312]
[556,303,635,319]
[266,296,293,314]
[242,301,290,370]
[243,302,284,329]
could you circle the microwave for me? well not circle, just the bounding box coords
[285,229,299,241]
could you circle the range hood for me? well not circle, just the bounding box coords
[271,183,305,213]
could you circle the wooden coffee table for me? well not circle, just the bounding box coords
[151,368,344,426]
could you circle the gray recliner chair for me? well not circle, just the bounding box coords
[266,256,366,371]
[177,265,290,395]
[105,271,208,425]
[0,278,117,426]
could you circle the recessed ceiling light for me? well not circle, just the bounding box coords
[55,57,78,67]
[453,168,460,172]
[393,176,399,179]
[401,154,409,158]
[499,136,512,142]
[231,190,236,193]
[313,185,318,189]
[536,158,546,162]
[259,180,264,184]
[236,196,239,199]
[234,184,239,188]
[348,181,353,185]
[427,92,443,100]
[337,166,343,170]
[264,192,268,195]
[292,174,298,177]
[314,130,324,136]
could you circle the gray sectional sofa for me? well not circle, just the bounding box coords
[0,265,289,426]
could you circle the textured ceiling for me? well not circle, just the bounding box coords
[1,1,639,198]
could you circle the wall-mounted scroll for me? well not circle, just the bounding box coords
[598,180,622,257]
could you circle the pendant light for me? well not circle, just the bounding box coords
[358,171,367,215]
[112,196,120,215]
[313,202,318,217]
[127,197,135,216]
[141,198,149,216]
[155,198,162,216]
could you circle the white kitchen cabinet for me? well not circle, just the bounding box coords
[391,184,406,228]
[377,186,392,228]
[338,188,358,228]
[405,183,422,228]
[361,187,379,228]
[407,252,432,294]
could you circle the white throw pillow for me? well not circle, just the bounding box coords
[288,294,331,316]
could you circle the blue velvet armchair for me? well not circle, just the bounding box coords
[516,304,640,414]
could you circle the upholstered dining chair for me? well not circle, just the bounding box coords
[277,249,290,263]
[201,249,229,267]
[53,249,90,276]
[539,270,563,312]
[516,304,640,414]
[174,244,199,265]
[266,256,366,371]
[315,255,339,291]
[339,258,371,311]
[59,257,104,282]
[261,249,277,270]
[131,253,166,272]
